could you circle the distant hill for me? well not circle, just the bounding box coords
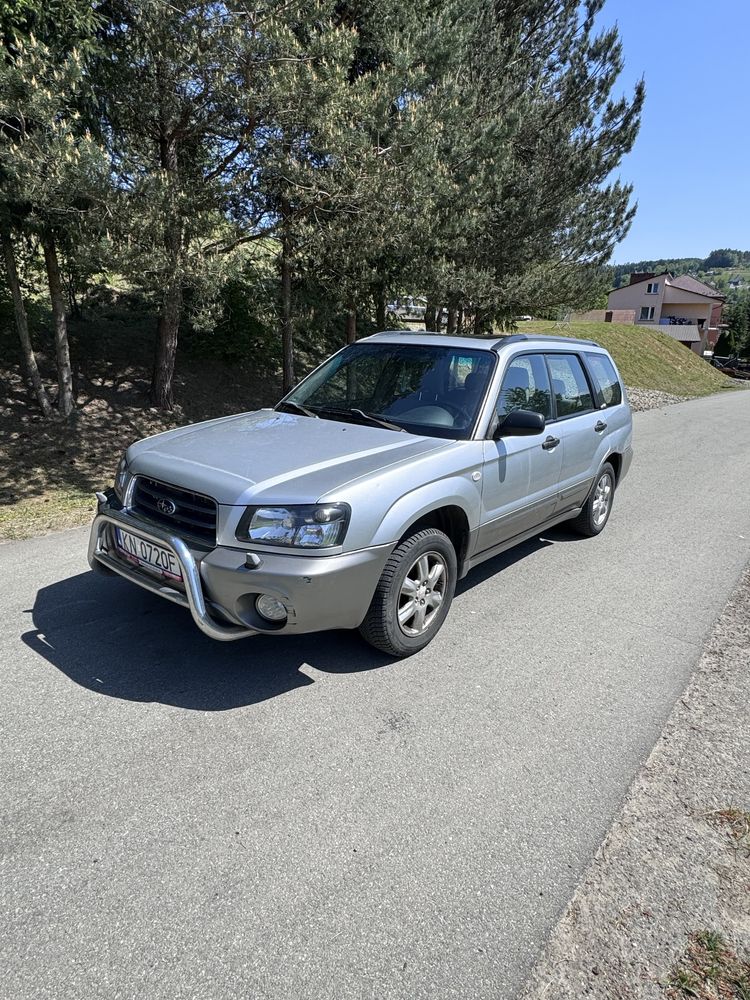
[612,249,750,296]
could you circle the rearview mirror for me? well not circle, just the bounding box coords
[494,408,546,438]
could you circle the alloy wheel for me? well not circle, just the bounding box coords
[592,472,613,527]
[397,551,447,637]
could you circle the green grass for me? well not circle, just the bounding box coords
[528,321,737,398]
[664,931,750,998]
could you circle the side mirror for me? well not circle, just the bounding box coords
[494,408,546,438]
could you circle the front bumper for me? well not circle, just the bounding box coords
[87,498,393,642]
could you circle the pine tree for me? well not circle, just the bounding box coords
[0,0,104,418]
[413,0,644,325]
[307,0,448,342]
[95,0,266,409]
[245,2,368,388]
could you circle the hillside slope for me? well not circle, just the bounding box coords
[528,321,736,398]
[0,321,737,539]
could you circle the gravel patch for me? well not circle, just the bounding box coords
[625,386,689,411]
[522,567,750,999]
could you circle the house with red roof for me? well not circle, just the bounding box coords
[606,272,725,353]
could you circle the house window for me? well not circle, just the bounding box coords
[639,306,655,321]
[646,282,659,294]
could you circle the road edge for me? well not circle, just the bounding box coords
[521,565,750,998]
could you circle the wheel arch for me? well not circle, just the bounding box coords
[605,451,622,483]
[397,505,471,576]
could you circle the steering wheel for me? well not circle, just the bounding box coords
[438,401,472,424]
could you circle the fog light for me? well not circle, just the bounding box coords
[255,594,287,622]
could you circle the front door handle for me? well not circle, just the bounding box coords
[594,420,608,432]
[541,435,560,451]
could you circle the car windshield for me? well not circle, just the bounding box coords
[280,342,496,439]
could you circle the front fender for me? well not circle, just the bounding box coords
[368,475,481,548]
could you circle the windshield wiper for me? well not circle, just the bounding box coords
[315,406,405,432]
[276,400,318,418]
[349,408,406,432]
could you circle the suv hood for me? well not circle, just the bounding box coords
[128,409,453,505]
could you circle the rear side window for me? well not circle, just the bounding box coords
[584,352,622,407]
[545,354,594,417]
[496,354,553,420]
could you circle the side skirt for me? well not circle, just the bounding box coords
[459,507,582,579]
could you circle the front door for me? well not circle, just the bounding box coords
[476,353,562,554]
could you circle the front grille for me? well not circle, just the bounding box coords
[131,476,217,545]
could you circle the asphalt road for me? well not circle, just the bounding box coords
[2,391,750,1000]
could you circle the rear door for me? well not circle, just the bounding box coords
[477,353,562,553]
[544,352,602,513]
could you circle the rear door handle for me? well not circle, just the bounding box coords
[594,420,607,432]
[541,435,560,451]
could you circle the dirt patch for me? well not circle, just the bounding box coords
[0,351,281,539]
[521,569,750,999]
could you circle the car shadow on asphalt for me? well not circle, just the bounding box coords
[21,527,578,711]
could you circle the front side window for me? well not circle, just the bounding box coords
[639,305,655,321]
[584,353,622,407]
[546,354,594,417]
[283,343,495,439]
[495,354,552,420]
[646,282,659,294]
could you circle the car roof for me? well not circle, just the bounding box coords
[361,330,603,351]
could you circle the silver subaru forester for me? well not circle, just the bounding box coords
[89,332,633,656]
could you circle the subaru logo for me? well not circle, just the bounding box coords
[157,498,177,516]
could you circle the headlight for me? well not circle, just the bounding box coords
[236,503,350,548]
[113,454,131,502]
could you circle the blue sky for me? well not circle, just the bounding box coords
[600,0,749,263]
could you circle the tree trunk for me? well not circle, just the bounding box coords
[345,304,357,344]
[152,279,182,410]
[375,288,387,331]
[424,301,437,331]
[456,305,464,335]
[446,307,458,336]
[42,232,74,418]
[67,270,81,319]
[280,198,295,393]
[152,131,182,410]
[473,308,484,337]
[1,229,55,419]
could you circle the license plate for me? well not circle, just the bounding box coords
[115,527,183,581]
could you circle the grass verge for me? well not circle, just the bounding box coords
[664,930,750,998]
[0,486,97,540]
[528,321,737,398]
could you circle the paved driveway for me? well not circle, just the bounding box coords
[2,391,750,1000]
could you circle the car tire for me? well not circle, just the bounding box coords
[570,461,616,537]
[359,528,457,657]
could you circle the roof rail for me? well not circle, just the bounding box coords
[491,334,528,345]
[492,333,600,349]
[365,329,601,348]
